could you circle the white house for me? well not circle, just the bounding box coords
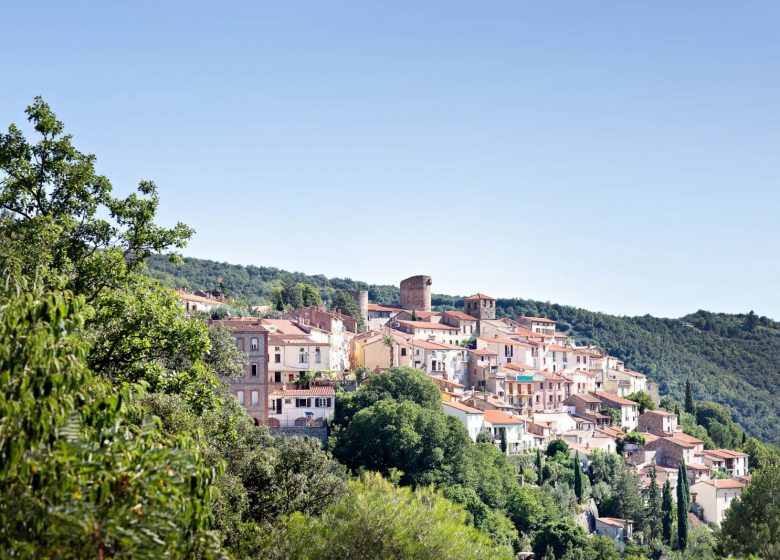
[690,479,745,526]
[267,386,335,428]
[443,401,485,442]
[595,517,633,543]
[483,410,525,455]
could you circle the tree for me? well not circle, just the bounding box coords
[573,454,583,504]
[661,479,673,546]
[676,458,689,550]
[684,379,695,415]
[0,275,220,558]
[536,448,544,485]
[331,290,365,331]
[720,464,780,558]
[546,439,569,458]
[645,464,661,541]
[258,473,514,560]
[625,391,655,414]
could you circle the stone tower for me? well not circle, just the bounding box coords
[464,293,496,320]
[400,275,432,312]
[348,289,369,328]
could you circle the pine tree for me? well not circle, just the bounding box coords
[536,447,544,485]
[662,479,673,545]
[646,464,662,540]
[573,454,583,504]
[684,379,695,415]
[677,458,689,550]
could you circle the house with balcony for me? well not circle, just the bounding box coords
[701,449,749,477]
[267,386,335,428]
[483,410,526,454]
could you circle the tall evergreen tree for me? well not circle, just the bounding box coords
[573,454,583,504]
[684,379,695,415]
[645,464,662,540]
[676,458,689,550]
[536,448,544,485]
[661,479,673,545]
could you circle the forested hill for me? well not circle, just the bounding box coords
[145,255,780,445]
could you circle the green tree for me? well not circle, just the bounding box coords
[331,290,365,330]
[573,454,583,504]
[645,464,661,541]
[259,473,514,560]
[676,458,689,550]
[661,479,673,546]
[536,448,544,485]
[684,379,695,415]
[720,464,780,558]
[625,391,655,414]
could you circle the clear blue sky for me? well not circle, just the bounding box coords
[2,1,779,319]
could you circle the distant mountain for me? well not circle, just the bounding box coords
[145,255,780,445]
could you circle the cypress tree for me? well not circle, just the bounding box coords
[536,447,544,485]
[646,464,661,540]
[684,379,695,415]
[573,454,583,504]
[662,479,673,545]
[677,458,689,550]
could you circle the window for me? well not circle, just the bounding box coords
[251,363,258,377]
[251,391,259,405]
[251,338,258,351]
[237,391,244,405]
[275,354,281,363]
[315,397,332,408]
[296,398,311,408]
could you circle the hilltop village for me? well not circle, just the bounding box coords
[179,274,751,533]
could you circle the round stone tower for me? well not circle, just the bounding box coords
[400,275,432,312]
[347,289,369,326]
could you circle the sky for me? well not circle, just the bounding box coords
[1,1,779,319]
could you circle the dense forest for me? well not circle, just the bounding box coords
[146,255,780,445]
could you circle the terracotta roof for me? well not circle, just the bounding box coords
[269,386,335,397]
[465,293,495,301]
[442,310,477,321]
[674,432,704,445]
[478,336,533,347]
[397,320,458,331]
[368,303,402,312]
[698,479,745,490]
[444,401,484,414]
[597,517,630,528]
[469,348,498,356]
[595,391,636,406]
[703,449,748,459]
[521,316,556,324]
[484,410,524,425]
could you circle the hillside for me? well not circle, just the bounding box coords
[145,255,780,445]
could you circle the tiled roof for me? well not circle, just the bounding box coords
[698,479,745,489]
[595,391,636,406]
[442,310,477,321]
[703,449,748,459]
[521,316,556,324]
[444,401,484,414]
[269,386,335,397]
[397,320,458,330]
[484,410,524,425]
